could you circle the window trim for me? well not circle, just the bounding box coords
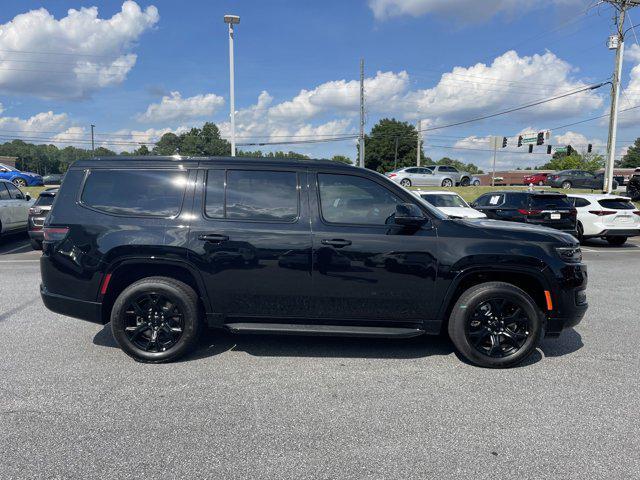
[203,168,301,224]
[78,168,188,219]
[315,172,409,227]
[0,182,11,201]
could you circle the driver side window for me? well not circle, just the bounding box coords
[318,173,403,225]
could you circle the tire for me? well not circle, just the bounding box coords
[472,180,480,186]
[110,276,202,363]
[605,236,627,246]
[12,178,27,188]
[561,181,572,190]
[460,177,470,187]
[400,178,412,187]
[576,222,584,244]
[30,238,42,250]
[441,178,453,187]
[448,282,543,368]
[538,181,544,186]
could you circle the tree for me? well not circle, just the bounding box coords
[541,151,604,172]
[619,137,640,168]
[153,132,181,155]
[133,145,150,156]
[361,118,425,173]
[331,155,352,164]
[436,157,483,174]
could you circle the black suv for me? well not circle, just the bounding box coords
[471,191,577,236]
[40,157,587,368]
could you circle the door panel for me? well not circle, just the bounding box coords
[188,168,313,319]
[309,172,438,322]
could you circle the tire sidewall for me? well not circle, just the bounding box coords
[448,283,543,368]
[111,279,199,362]
[400,179,411,187]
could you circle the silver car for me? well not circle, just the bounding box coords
[386,167,455,188]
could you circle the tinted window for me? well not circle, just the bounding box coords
[318,174,402,225]
[0,184,10,201]
[5,183,24,199]
[82,169,187,217]
[34,195,56,207]
[225,170,298,222]
[529,195,571,209]
[598,198,635,210]
[570,198,591,208]
[420,194,467,208]
[405,168,419,174]
[205,170,225,218]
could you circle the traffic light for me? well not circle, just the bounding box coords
[567,145,573,156]
[528,144,534,153]
[536,131,545,146]
[517,136,523,147]
[547,145,552,155]
[588,143,593,153]
[502,137,508,148]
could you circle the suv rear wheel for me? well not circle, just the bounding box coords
[110,276,201,363]
[448,282,543,368]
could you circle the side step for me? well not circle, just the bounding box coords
[224,322,425,338]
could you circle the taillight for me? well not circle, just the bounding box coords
[518,209,542,215]
[634,211,640,216]
[43,226,69,241]
[569,209,577,216]
[588,210,616,216]
[388,173,397,178]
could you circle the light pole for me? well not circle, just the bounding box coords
[90,124,95,157]
[224,14,240,157]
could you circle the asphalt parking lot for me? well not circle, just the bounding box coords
[1,233,639,479]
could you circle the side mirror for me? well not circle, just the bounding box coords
[470,202,477,208]
[394,203,427,226]
[25,194,31,201]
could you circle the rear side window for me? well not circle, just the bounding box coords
[205,169,299,222]
[570,198,591,208]
[598,199,635,210]
[529,195,571,210]
[0,184,9,200]
[81,169,187,217]
[5,183,24,199]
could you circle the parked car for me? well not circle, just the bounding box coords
[40,156,587,368]
[0,163,44,187]
[414,190,486,219]
[28,188,58,250]
[428,165,472,186]
[523,172,548,186]
[42,174,65,186]
[471,191,577,236]
[567,194,640,245]
[470,176,481,186]
[386,167,455,188]
[0,179,33,237]
[627,168,640,201]
[545,170,618,190]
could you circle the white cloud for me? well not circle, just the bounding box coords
[136,91,225,123]
[0,111,69,137]
[618,63,640,127]
[368,0,580,22]
[406,50,603,124]
[553,131,602,150]
[0,1,159,99]
[625,44,640,63]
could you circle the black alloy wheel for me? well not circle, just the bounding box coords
[123,293,185,353]
[466,298,530,358]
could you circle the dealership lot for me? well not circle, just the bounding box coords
[0,233,639,479]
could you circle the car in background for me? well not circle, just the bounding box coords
[471,191,577,235]
[470,176,481,186]
[545,170,618,190]
[386,167,455,188]
[523,172,548,186]
[42,173,65,186]
[0,179,33,238]
[627,168,640,201]
[428,165,472,186]
[28,188,58,250]
[568,194,640,245]
[0,163,44,187]
[414,190,486,219]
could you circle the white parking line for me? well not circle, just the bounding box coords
[0,259,40,263]
[582,247,640,253]
[0,241,31,255]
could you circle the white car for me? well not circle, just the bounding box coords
[414,190,486,219]
[0,179,33,237]
[568,193,640,245]
[386,167,455,187]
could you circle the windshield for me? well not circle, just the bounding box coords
[529,195,571,209]
[420,193,468,208]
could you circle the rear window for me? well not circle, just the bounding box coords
[529,195,571,209]
[420,194,467,208]
[35,195,55,207]
[81,169,187,217]
[598,198,635,210]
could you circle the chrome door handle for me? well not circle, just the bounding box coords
[321,239,352,248]
[198,234,229,243]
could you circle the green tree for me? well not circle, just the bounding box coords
[436,157,483,174]
[541,151,604,172]
[361,118,426,173]
[619,137,640,168]
[133,145,150,155]
[331,155,352,164]
[153,132,181,155]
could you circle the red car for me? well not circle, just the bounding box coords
[523,172,548,186]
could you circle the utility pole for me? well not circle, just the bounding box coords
[359,58,365,168]
[90,124,95,156]
[416,120,421,166]
[603,1,640,193]
[224,15,240,157]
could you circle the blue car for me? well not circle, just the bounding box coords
[0,162,44,187]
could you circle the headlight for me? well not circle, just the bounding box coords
[555,246,582,263]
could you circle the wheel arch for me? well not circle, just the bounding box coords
[99,258,212,324]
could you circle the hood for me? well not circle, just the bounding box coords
[437,207,486,219]
[458,218,578,244]
[21,171,41,178]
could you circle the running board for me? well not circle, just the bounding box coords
[224,323,425,338]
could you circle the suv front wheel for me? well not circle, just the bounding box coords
[110,276,201,363]
[448,282,543,368]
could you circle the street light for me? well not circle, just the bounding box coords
[224,14,240,157]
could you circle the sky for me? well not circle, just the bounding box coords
[0,0,639,171]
